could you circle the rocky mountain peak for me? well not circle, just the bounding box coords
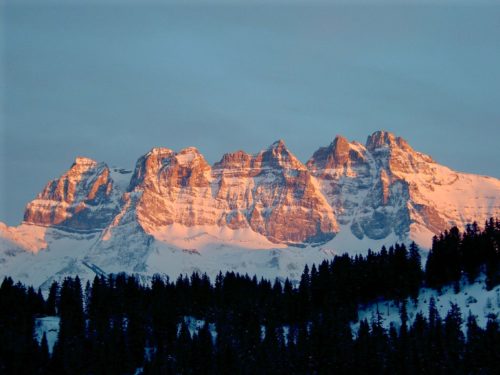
[73,157,98,167]
[307,135,366,173]
[147,147,175,157]
[174,147,207,167]
[365,131,417,154]
[213,150,253,172]
[66,157,102,179]
[268,139,286,150]
[23,158,118,230]
[364,131,435,173]
[259,139,305,171]
[128,148,174,192]
[366,130,398,150]
[129,146,211,193]
[332,134,350,150]
[323,135,352,165]
[7,130,499,262]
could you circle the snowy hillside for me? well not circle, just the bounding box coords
[0,131,499,289]
[354,276,500,332]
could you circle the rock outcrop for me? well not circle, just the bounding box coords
[2,131,500,289]
[308,131,499,244]
[23,157,120,231]
[127,141,338,244]
[212,140,338,244]
[16,131,500,247]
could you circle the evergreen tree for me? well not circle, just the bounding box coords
[46,281,59,315]
[39,332,50,369]
[1,220,499,374]
[443,303,464,373]
[52,277,86,374]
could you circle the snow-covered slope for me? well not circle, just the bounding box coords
[308,131,500,249]
[35,316,60,354]
[127,141,337,245]
[1,131,499,289]
[354,276,500,332]
[23,157,122,231]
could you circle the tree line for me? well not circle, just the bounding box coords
[425,217,500,290]
[0,218,498,374]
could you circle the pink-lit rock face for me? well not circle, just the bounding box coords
[23,157,119,230]
[308,131,500,243]
[307,135,366,173]
[3,131,499,290]
[127,146,216,228]
[128,141,338,244]
[213,141,337,243]
[15,131,500,249]
[366,130,435,174]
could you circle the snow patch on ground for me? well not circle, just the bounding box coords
[0,223,49,253]
[149,223,286,251]
[353,276,500,334]
[327,223,404,255]
[0,220,425,291]
[34,316,60,353]
[0,225,100,289]
[181,316,217,342]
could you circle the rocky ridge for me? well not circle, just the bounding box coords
[1,131,499,288]
[19,131,500,246]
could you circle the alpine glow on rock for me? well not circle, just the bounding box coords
[1,131,499,289]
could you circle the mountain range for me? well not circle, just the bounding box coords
[1,131,499,288]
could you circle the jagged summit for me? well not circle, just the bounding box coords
[259,139,306,171]
[365,130,418,155]
[215,140,306,172]
[331,134,350,149]
[72,156,98,167]
[366,130,396,148]
[306,135,363,171]
[14,131,500,241]
[13,131,500,241]
[177,146,201,154]
[1,131,499,287]
[309,131,498,243]
[147,147,175,156]
[23,157,119,231]
[214,150,252,170]
[124,139,337,244]
[365,130,413,151]
[267,139,288,151]
[174,147,207,167]
[262,139,292,161]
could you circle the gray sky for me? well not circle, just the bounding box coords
[1,1,500,225]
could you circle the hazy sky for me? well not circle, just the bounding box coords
[1,1,500,225]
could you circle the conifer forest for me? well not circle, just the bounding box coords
[1,218,499,374]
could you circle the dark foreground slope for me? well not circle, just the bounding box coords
[1,219,499,374]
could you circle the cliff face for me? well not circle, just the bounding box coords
[308,131,499,244]
[23,157,120,231]
[126,141,337,244]
[127,146,216,229]
[2,131,499,289]
[212,140,338,244]
[17,131,500,247]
